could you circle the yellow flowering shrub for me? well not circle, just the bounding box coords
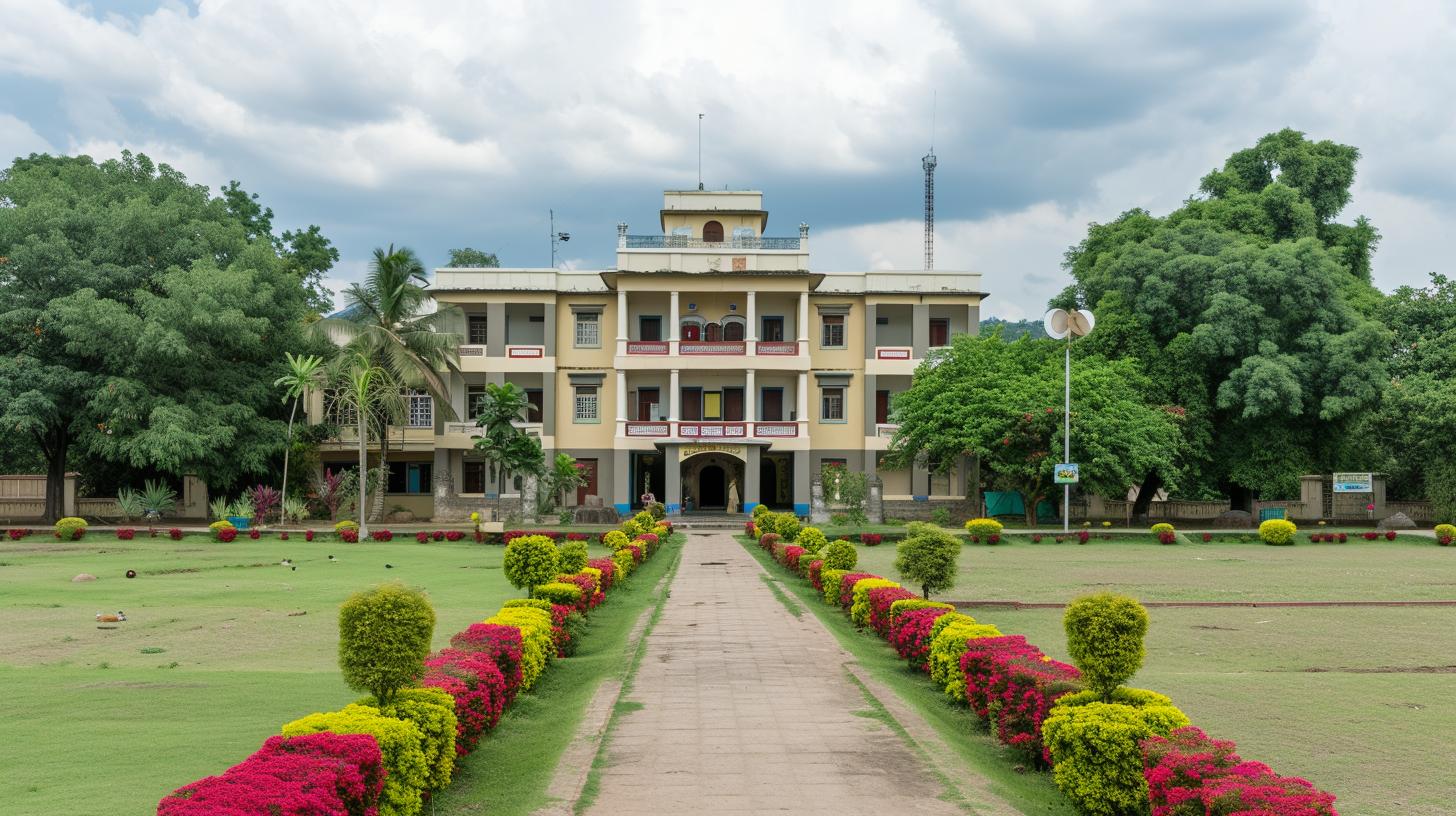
[1042,688,1190,816]
[1259,518,1297,546]
[963,518,1003,540]
[611,549,633,581]
[602,530,629,550]
[929,618,1002,701]
[485,606,554,691]
[888,598,955,624]
[533,581,584,607]
[283,703,428,816]
[820,569,849,605]
[358,687,457,792]
[849,578,901,626]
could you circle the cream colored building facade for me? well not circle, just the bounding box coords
[314,189,986,520]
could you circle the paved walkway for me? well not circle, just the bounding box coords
[583,533,975,816]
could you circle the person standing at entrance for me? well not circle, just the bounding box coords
[728,477,741,513]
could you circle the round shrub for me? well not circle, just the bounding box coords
[338,583,436,704]
[602,530,629,550]
[963,518,1003,541]
[504,598,554,613]
[820,538,858,571]
[503,535,561,596]
[1063,593,1148,698]
[557,539,589,574]
[1434,523,1454,546]
[1042,690,1190,816]
[611,548,633,580]
[894,526,961,599]
[928,615,1002,700]
[1258,518,1297,546]
[358,686,458,792]
[849,578,901,627]
[752,503,771,520]
[796,526,828,554]
[54,516,88,540]
[335,520,359,533]
[774,512,801,542]
[218,527,238,543]
[820,568,849,606]
[484,606,553,691]
[1150,522,1175,535]
[533,581,584,607]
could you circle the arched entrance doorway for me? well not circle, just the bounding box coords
[680,449,745,513]
[699,465,726,510]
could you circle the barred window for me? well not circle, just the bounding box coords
[407,390,433,428]
[821,314,845,348]
[575,312,600,347]
[466,385,487,420]
[574,386,599,422]
[323,389,356,426]
[467,315,488,345]
[820,386,845,421]
[462,461,486,494]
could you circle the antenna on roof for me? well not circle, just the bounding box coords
[550,209,570,268]
[922,92,938,271]
[697,113,705,191]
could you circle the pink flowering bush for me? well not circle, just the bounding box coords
[423,648,509,755]
[758,532,781,552]
[745,521,758,536]
[158,732,384,816]
[808,559,825,591]
[1143,727,1339,816]
[217,527,238,543]
[867,586,918,638]
[444,530,463,541]
[781,545,807,571]
[961,636,1082,766]
[168,528,183,540]
[116,528,135,540]
[305,529,315,541]
[416,531,429,543]
[860,533,883,546]
[588,557,617,593]
[837,572,882,609]
[449,623,525,704]
[248,528,261,540]
[889,607,954,671]
[369,529,393,542]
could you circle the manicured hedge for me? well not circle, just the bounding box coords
[161,516,675,816]
[742,528,1339,816]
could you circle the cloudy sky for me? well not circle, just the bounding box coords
[2,0,1453,319]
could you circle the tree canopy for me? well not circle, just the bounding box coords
[0,152,325,517]
[445,247,500,268]
[885,334,1181,522]
[1054,129,1389,505]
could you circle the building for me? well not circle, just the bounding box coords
[311,189,986,520]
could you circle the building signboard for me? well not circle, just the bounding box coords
[1332,472,1373,493]
[1054,463,1079,484]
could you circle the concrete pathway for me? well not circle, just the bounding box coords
[583,532,984,816]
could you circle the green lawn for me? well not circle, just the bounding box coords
[827,536,1456,816]
[0,532,662,816]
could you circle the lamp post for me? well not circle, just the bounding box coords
[1044,308,1095,532]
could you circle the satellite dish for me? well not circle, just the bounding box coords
[1044,308,1095,340]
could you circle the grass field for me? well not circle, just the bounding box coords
[835,536,1456,816]
[0,532,661,816]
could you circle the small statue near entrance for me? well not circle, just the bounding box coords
[727,477,741,513]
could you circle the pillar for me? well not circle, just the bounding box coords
[665,446,682,515]
[615,370,627,436]
[864,302,877,358]
[912,303,929,359]
[745,368,756,423]
[746,290,758,343]
[543,300,556,356]
[542,372,557,436]
[616,289,628,355]
[863,372,877,436]
[669,290,680,354]
[798,291,810,346]
[487,302,507,357]
[669,369,681,421]
[744,445,761,514]
[792,450,810,517]
[613,451,630,517]
[967,302,981,337]
[796,372,809,425]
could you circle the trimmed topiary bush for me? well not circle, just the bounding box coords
[1064,593,1148,699]
[448,623,525,703]
[963,517,1003,541]
[282,703,429,816]
[820,568,849,606]
[423,648,508,755]
[1259,518,1298,546]
[602,529,629,550]
[889,606,956,670]
[484,606,553,691]
[503,535,561,597]
[894,524,961,598]
[928,615,1002,701]
[1150,522,1175,535]
[774,512,801,542]
[1042,688,1190,816]
[533,581,584,608]
[338,583,435,704]
[849,578,901,627]
[1433,523,1454,545]
[888,598,955,624]
[54,516,88,540]
[357,686,457,792]
[556,539,589,574]
[795,525,828,554]
[819,538,858,571]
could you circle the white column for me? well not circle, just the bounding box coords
[798,291,810,349]
[746,290,758,344]
[669,369,681,422]
[745,368,756,424]
[616,289,628,356]
[615,370,627,436]
[797,371,810,429]
[669,290,680,355]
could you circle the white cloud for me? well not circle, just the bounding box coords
[0,113,54,159]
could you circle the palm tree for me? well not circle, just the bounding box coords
[328,349,404,539]
[318,245,463,521]
[274,351,325,522]
[472,382,546,509]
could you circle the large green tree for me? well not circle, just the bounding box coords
[0,152,323,520]
[1055,129,1390,510]
[444,247,499,268]
[885,334,1181,524]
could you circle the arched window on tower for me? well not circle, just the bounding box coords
[680,316,705,341]
[705,322,722,342]
[702,220,724,242]
[721,316,746,341]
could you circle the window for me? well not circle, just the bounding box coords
[821,314,845,348]
[574,312,600,347]
[930,318,950,347]
[703,391,722,421]
[680,318,703,341]
[467,315,488,345]
[820,386,845,422]
[466,385,487,420]
[323,389,356,426]
[640,316,661,342]
[703,220,724,242]
[574,386,599,422]
[705,322,722,342]
[762,316,784,341]
[525,389,544,423]
[386,462,433,494]
[407,391,433,428]
[722,318,745,341]
[462,461,486,494]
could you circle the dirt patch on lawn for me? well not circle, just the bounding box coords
[74,680,210,690]
[1301,665,1456,674]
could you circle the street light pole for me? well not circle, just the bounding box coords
[1064,337,1071,532]
[1044,308,1095,533]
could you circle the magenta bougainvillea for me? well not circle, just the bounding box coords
[866,586,918,638]
[888,607,954,671]
[781,545,807,571]
[423,648,509,755]
[158,732,384,816]
[837,572,882,609]
[808,559,825,591]
[1143,727,1339,816]
[449,623,526,704]
[961,636,1081,766]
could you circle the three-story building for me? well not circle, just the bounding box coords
[313,189,987,520]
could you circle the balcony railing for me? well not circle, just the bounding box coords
[622,421,800,439]
[506,345,545,358]
[624,235,802,250]
[754,340,799,355]
[875,423,900,439]
[875,347,913,360]
[444,421,543,438]
[680,341,745,355]
[626,340,670,355]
